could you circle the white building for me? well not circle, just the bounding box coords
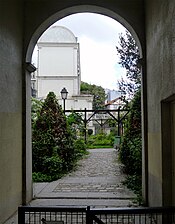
[35,26,93,111]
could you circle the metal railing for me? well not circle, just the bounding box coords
[18,206,87,224]
[18,206,175,224]
[87,206,175,224]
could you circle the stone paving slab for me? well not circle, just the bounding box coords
[30,198,134,208]
[33,148,136,207]
[35,192,134,199]
[33,182,49,197]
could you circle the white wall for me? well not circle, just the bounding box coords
[37,42,80,98]
[38,44,78,77]
[58,96,93,110]
[37,78,76,97]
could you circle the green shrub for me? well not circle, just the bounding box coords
[119,90,141,174]
[74,138,88,158]
[123,174,142,195]
[32,172,52,182]
[119,136,141,175]
[119,90,142,199]
[74,138,86,152]
[122,174,143,205]
[87,133,114,148]
[43,156,63,180]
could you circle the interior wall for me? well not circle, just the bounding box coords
[0,0,23,223]
[145,0,175,206]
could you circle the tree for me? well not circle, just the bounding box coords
[80,81,106,109]
[32,92,75,181]
[116,30,141,100]
[117,31,142,201]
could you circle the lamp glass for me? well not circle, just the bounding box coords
[61,87,68,99]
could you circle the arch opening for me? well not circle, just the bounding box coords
[24,4,146,205]
[26,5,143,63]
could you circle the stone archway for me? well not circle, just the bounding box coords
[25,5,144,62]
[23,3,146,205]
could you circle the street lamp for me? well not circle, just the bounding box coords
[60,87,68,113]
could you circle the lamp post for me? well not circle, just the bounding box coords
[60,87,68,113]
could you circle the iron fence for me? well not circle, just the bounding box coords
[18,206,87,224]
[87,206,175,224]
[18,206,175,224]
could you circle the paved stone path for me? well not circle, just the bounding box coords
[31,148,136,207]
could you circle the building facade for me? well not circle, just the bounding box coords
[36,26,93,111]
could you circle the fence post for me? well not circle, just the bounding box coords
[86,206,93,224]
[84,108,87,144]
[18,207,25,224]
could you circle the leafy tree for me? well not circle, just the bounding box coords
[80,81,106,109]
[32,92,75,181]
[117,31,142,201]
[116,30,141,100]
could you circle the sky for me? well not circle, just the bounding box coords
[33,13,127,90]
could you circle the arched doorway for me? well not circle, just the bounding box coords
[25,5,143,62]
[23,4,146,205]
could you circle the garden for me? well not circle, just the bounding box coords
[31,92,116,182]
[31,30,142,204]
